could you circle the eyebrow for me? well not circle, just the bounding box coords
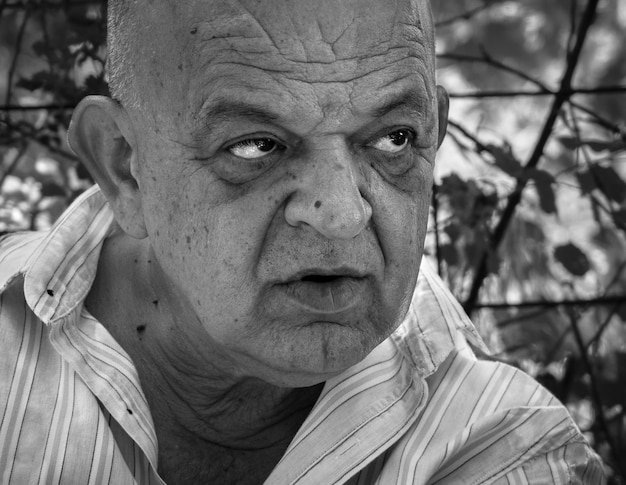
[199,101,283,136]
[369,89,429,119]
[197,88,430,136]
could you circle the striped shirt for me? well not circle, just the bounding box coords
[0,186,605,484]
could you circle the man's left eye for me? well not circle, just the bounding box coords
[370,129,412,153]
[228,138,280,159]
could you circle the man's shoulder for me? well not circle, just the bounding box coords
[411,349,603,482]
[0,231,62,419]
[426,349,571,430]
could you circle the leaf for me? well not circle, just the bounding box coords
[444,222,462,241]
[486,143,522,178]
[591,165,626,203]
[586,139,626,153]
[554,243,590,277]
[438,173,466,196]
[613,208,626,231]
[527,168,557,214]
[558,136,626,153]
[576,169,596,195]
[576,165,626,203]
[558,136,581,150]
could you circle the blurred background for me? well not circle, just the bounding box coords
[1,0,625,481]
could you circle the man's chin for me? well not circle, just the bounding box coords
[244,320,390,388]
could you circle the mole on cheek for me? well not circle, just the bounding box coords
[314,200,322,209]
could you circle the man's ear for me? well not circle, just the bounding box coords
[436,85,450,149]
[68,96,147,239]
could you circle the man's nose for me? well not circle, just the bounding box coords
[284,146,373,239]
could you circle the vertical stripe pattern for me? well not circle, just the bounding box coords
[0,186,605,484]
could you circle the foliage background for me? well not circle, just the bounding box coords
[1,0,625,482]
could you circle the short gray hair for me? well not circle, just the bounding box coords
[106,0,140,109]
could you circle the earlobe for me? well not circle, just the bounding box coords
[68,96,148,239]
[436,85,450,149]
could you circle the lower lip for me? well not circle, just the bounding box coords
[280,277,367,314]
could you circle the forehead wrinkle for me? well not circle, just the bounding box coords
[194,0,309,61]
[189,0,433,63]
[182,0,434,86]
[194,46,429,89]
[195,1,279,49]
[186,48,432,135]
[392,0,435,73]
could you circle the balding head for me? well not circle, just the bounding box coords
[106,0,437,116]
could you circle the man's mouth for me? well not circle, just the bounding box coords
[300,274,343,283]
[279,270,368,314]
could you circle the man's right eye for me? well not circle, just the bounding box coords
[228,138,280,159]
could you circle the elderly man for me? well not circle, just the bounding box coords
[0,0,604,483]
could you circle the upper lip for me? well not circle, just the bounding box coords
[282,267,367,283]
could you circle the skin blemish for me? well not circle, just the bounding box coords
[190,27,198,34]
[186,235,191,245]
[177,63,183,71]
[314,200,322,209]
[46,289,54,296]
[152,300,159,306]
[137,324,146,333]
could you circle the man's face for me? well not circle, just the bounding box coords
[129,0,443,386]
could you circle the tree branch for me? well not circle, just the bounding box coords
[2,0,100,9]
[432,185,443,277]
[475,295,626,310]
[463,0,601,313]
[0,103,76,111]
[439,51,626,137]
[567,308,626,478]
[448,86,626,99]
[435,1,495,28]
[4,6,31,111]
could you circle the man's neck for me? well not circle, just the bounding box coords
[85,233,323,456]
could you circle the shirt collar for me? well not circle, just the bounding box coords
[394,259,489,376]
[0,185,116,324]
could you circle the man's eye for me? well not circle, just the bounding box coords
[228,138,279,159]
[371,130,412,153]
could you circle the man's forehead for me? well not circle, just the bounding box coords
[175,0,433,62]
[136,0,433,64]
[126,0,435,128]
